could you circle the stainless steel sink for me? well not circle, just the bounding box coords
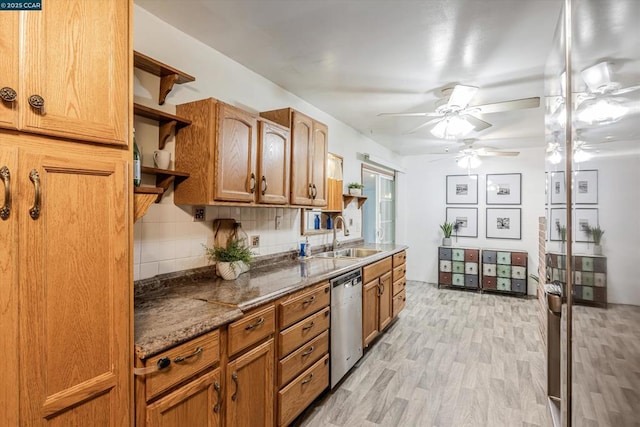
[313,248,381,259]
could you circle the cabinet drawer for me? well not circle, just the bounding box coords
[497,277,511,291]
[393,250,407,267]
[483,263,496,277]
[393,289,406,317]
[278,354,329,427]
[439,247,452,260]
[392,264,406,282]
[278,330,329,387]
[279,307,330,357]
[452,261,465,274]
[497,265,511,278]
[439,272,452,285]
[482,250,497,264]
[452,273,465,287]
[465,275,479,288]
[392,277,406,295]
[363,257,392,283]
[512,279,527,294]
[511,266,526,279]
[511,252,527,266]
[439,260,452,272]
[482,276,497,290]
[452,249,465,261]
[464,249,479,262]
[279,282,330,329]
[228,305,275,357]
[465,262,478,275]
[145,329,220,401]
[497,252,511,264]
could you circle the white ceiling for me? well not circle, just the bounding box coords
[136,0,634,156]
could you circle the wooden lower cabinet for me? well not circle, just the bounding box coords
[278,355,329,426]
[378,272,393,331]
[362,278,380,347]
[147,369,222,427]
[226,339,275,427]
[362,256,396,347]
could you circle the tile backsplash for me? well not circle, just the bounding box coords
[133,190,361,280]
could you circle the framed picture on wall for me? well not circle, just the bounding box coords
[446,174,478,204]
[550,171,566,204]
[545,172,549,205]
[573,170,598,204]
[486,173,522,204]
[574,208,599,242]
[486,208,521,240]
[550,208,567,241]
[445,207,478,237]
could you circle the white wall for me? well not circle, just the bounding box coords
[402,147,547,295]
[133,5,403,280]
[567,154,640,305]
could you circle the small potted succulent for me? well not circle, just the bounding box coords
[440,221,454,246]
[586,225,604,255]
[204,239,254,280]
[347,182,364,196]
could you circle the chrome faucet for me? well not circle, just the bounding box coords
[332,216,350,251]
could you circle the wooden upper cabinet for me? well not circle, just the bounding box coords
[216,104,257,202]
[15,0,129,146]
[260,108,328,207]
[0,14,19,130]
[257,120,290,205]
[311,122,328,207]
[290,111,314,205]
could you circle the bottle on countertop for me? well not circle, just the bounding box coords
[314,214,320,230]
[304,237,310,257]
[326,215,333,230]
[133,128,141,187]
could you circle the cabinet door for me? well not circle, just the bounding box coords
[0,145,18,426]
[290,112,313,205]
[18,148,130,425]
[216,104,258,202]
[0,14,19,130]
[21,0,129,146]
[147,369,221,427]
[378,272,393,331]
[258,121,290,204]
[362,279,379,347]
[226,339,275,427]
[310,122,328,207]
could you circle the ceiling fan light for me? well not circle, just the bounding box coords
[573,148,592,163]
[581,61,611,93]
[577,98,627,124]
[548,149,562,165]
[431,115,474,139]
[457,153,481,169]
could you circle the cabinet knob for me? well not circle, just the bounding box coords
[261,176,267,195]
[0,87,17,103]
[28,94,45,114]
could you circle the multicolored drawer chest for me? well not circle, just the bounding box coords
[546,252,607,307]
[481,249,528,295]
[438,247,480,290]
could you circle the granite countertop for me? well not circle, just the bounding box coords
[134,243,407,360]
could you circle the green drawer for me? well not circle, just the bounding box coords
[497,252,511,265]
[582,286,594,301]
[581,257,594,272]
[452,261,465,274]
[497,265,511,278]
[452,249,465,261]
[582,272,594,286]
[452,273,465,286]
[497,277,511,291]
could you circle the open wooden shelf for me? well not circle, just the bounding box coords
[134,51,195,105]
[133,187,164,222]
[141,166,189,201]
[133,103,192,149]
[343,194,368,209]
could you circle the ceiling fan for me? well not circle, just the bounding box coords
[378,84,540,138]
[432,139,520,169]
[546,130,616,164]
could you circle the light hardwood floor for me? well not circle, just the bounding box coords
[297,281,640,427]
[298,281,553,426]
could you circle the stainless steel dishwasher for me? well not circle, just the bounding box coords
[330,269,363,388]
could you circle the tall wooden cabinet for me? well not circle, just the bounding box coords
[260,108,327,207]
[0,0,129,146]
[175,98,290,206]
[0,0,132,425]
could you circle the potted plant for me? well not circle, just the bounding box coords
[204,239,254,280]
[440,221,454,246]
[587,225,604,255]
[556,223,567,253]
[347,182,364,196]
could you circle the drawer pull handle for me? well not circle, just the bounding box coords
[324,286,330,293]
[302,296,316,306]
[28,94,45,114]
[245,317,265,331]
[261,175,267,195]
[248,173,256,193]
[0,87,17,102]
[174,346,203,363]
[302,321,315,331]
[301,373,314,385]
[231,371,238,401]
[213,381,221,413]
[301,346,315,357]
[29,169,40,220]
[0,166,10,220]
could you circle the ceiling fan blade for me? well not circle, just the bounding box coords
[472,97,541,114]
[377,112,441,117]
[448,85,478,109]
[611,84,640,95]
[480,151,520,157]
[404,117,442,134]
[464,114,492,131]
